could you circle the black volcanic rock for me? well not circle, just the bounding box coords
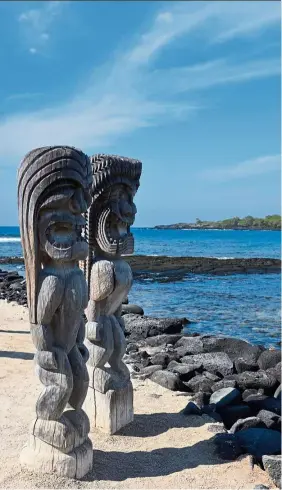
[235,428,281,459]
[182,352,233,377]
[202,336,262,363]
[150,370,182,391]
[123,314,189,340]
[257,410,281,431]
[258,350,281,371]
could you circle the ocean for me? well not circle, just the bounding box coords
[0,226,280,347]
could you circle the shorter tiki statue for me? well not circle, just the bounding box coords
[18,146,93,478]
[83,153,142,434]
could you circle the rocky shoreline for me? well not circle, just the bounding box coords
[121,310,281,488]
[0,255,280,282]
[1,268,281,487]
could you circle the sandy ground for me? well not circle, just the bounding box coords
[0,300,273,490]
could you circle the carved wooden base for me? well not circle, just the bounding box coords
[84,382,134,434]
[20,435,93,479]
[20,410,93,479]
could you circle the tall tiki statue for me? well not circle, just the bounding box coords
[18,146,93,478]
[84,154,142,434]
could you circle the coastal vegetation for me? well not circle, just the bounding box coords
[155,215,281,230]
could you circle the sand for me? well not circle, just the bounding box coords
[0,300,273,490]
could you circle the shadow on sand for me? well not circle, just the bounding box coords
[83,412,223,482]
[0,350,34,360]
[116,411,206,437]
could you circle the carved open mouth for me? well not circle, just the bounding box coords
[105,214,132,245]
[46,222,85,249]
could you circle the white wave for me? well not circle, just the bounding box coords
[0,237,21,243]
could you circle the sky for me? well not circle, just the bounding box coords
[0,1,281,227]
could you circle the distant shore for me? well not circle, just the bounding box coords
[1,255,280,282]
[154,215,281,231]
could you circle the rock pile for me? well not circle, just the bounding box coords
[0,269,27,306]
[122,311,281,488]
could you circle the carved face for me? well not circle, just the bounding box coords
[95,184,137,256]
[38,182,91,262]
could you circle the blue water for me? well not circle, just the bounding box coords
[0,227,280,347]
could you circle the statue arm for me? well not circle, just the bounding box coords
[76,317,89,362]
[86,261,115,341]
[31,274,64,370]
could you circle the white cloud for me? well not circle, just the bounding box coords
[200,155,281,182]
[1,1,280,164]
[145,58,280,95]
[18,1,65,53]
[126,1,280,65]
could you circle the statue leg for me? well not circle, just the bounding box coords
[35,348,73,420]
[108,317,130,382]
[68,344,89,410]
[86,316,115,393]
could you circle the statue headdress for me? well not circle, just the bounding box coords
[17,146,92,324]
[83,154,142,287]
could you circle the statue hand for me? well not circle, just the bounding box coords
[35,349,58,370]
[77,343,89,363]
[85,321,101,341]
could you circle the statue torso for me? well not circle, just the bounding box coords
[93,258,133,316]
[39,266,88,352]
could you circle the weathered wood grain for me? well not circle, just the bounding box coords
[17,146,93,478]
[83,154,142,434]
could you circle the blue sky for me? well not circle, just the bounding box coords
[0,1,280,227]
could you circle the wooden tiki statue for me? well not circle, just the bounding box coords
[83,153,142,434]
[17,146,93,479]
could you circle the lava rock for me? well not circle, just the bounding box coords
[242,389,265,401]
[150,352,170,367]
[138,365,163,379]
[191,391,211,407]
[150,370,181,391]
[145,334,182,347]
[184,372,221,394]
[174,336,204,355]
[121,304,144,316]
[209,387,241,408]
[258,350,281,371]
[235,428,281,459]
[167,361,203,381]
[9,281,23,290]
[234,371,277,393]
[235,358,259,373]
[257,410,281,431]
[182,401,202,416]
[218,404,252,429]
[229,417,266,434]
[202,336,262,363]
[262,455,281,489]
[213,433,243,460]
[123,314,189,341]
[181,352,233,377]
[244,395,281,415]
[212,379,237,392]
[126,343,138,353]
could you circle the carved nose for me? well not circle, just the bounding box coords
[69,188,88,214]
[121,201,135,217]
